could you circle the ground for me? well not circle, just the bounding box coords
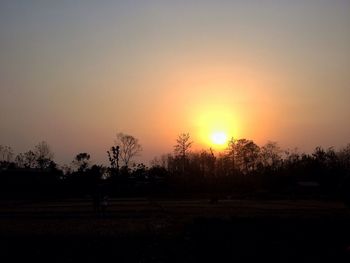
[1,198,350,262]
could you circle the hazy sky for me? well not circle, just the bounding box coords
[1,0,350,165]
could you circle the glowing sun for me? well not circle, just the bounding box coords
[211,131,228,145]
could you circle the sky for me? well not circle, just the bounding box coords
[1,0,350,166]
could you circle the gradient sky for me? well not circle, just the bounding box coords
[1,0,350,165]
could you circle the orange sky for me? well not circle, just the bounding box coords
[0,1,349,165]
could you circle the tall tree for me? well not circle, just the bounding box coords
[0,145,14,163]
[174,133,193,159]
[114,133,142,167]
[34,141,54,169]
[235,139,260,174]
[174,133,193,173]
[226,137,237,174]
[339,143,350,171]
[199,148,216,177]
[107,146,120,170]
[260,141,282,169]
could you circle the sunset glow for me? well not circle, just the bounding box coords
[192,106,239,151]
[0,1,349,164]
[1,2,350,260]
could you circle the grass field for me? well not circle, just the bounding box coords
[1,198,350,262]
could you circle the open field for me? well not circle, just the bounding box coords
[1,198,350,262]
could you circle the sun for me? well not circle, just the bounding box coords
[211,131,228,146]
[192,105,239,150]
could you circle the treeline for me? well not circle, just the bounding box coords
[1,133,350,202]
[157,134,350,201]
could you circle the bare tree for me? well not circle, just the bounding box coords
[339,143,350,171]
[0,145,14,163]
[174,133,193,159]
[174,133,193,173]
[114,133,142,167]
[34,141,54,169]
[260,141,282,168]
[14,142,54,169]
[19,150,37,168]
[226,137,237,174]
[15,153,25,168]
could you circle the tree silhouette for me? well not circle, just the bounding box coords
[21,150,36,168]
[339,144,350,171]
[14,143,54,169]
[107,146,120,170]
[260,141,282,169]
[0,145,14,163]
[174,133,193,173]
[34,141,54,169]
[226,137,237,175]
[200,149,216,177]
[73,152,91,172]
[114,133,142,167]
[234,139,260,174]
